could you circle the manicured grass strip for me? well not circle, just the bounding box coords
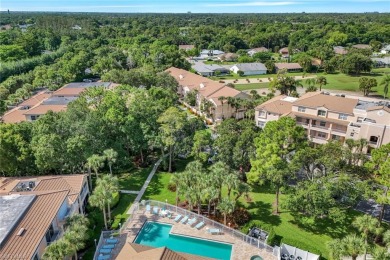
[117,167,152,190]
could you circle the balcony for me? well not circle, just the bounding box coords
[296,121,309,127]
[310,135,328,144]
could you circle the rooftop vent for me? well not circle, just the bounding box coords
[200,83,205,89]
[17,228,26,236]
[179,74,184,80]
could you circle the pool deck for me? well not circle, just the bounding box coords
[122,210,277,260]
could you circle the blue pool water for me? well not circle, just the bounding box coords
[134,222,232,260]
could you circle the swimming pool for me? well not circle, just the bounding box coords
[134,221,232,260]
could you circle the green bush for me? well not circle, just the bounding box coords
[111,192,120,208]
[266,228,277,246]
[111,215,124,230]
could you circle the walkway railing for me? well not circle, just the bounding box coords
[93,230,119,260]
[139,200,276,255]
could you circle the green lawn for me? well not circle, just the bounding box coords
[237,185,362,259]
[140,159,365,259]
[319,68,390,97]
[83,168,149,259]
[118,167,152,190]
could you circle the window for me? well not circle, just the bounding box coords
[298,106,306,112]
[45,224,54,243]
[312,120,317,126]
[317,110,326,117]
[332,135,340,141]
[318,132,327,139]
[306,119,310,124]
[258,111,266,118]
[257,121,266,128]
[369,136,378,144]
[338,113,348,120]
[31,115,36,121]
[320,121,326,127]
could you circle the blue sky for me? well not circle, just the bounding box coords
[1,0,389,13]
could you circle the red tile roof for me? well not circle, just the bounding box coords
[0,190,69,259]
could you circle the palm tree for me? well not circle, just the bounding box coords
[371,247,390,260]
[327,239,342,260]
[65,213,89,228]
[170,173,182,207]
[42,239,71,260]
[353,215,379,260]
[97,175,119,223]
[86,154,104,179]
[206,185,219,216]
[223,172,239,198]
[103,149,118,175]
[210,162,230,202]
[341,235,366,260]
[217,198,236,225]
[218,96,226,119]
[316,76,327,91]
[383,230,390,247]
[183,161,206,214]
[305,78,316,88]
[64,227,88,260]
[89,185,108,229]
[380,74,390,99]
[249,90,261,100]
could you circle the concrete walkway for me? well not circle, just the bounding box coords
[126,156,165,214]
[119,190,139,194]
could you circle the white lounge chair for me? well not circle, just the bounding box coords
[195,222,205,229]
[180,215,189,224]
[174,214,182,222]
[207,228,221,234]
[187,217,197,226]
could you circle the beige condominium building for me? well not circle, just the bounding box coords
[255,92,390,152]
[0,175,89,260]
[166,67,249,122]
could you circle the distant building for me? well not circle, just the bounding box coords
[275,63,302,72]
[217,53,238,62]
[247,47,269,57]
[230,63,267,75]
[0,174,89,260]
[1,82,114,123]
[352,44,372,49]
[166,67,250,122]
[255,92,390,151]
[71,25,82,30]
[380,44,390,54]
[279,47,289,58]
[372,57,390,68]
[178,45,195,51]
[192,62,230,77]
[333,46,348,55]
[199,49,225,59]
